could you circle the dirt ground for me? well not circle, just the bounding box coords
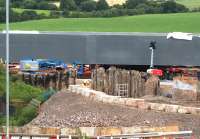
[30,91,200,137]
[141,95,200,107]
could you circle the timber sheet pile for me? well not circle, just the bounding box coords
[91,67,160,98]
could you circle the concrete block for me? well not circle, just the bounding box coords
[83,89,91,97]
[96,128,122,136]
[189,107,199,115]
[68,85,73,92]
[95,95,104,102]
[60,128,77,136]
[125,98,138,107]
[115,98,126,106]
[88,92,96,100]
[102,96,111,103]
[137,101,151,110]
[178,106,191,114]
[79,127,96,137]
[156,104,166,111]
[165,104,179,113]
[150,103,165,111]
[194,108,200,115]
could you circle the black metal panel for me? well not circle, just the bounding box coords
[0,33,87,63]
[0,32,200,66]
[95,35,152,65]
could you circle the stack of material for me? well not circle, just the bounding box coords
[21,71,69,90]
[91,67,159,98]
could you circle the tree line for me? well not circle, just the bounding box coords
[0,0,193,23]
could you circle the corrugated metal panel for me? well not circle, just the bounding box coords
[0,32,200,66]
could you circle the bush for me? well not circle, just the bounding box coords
[50,10,62,18]
[161,1,188,13]
[126,9,138,16]
[96,0,109,11]
[0,0,5,7]
[80,0,97,12]
[22,0,37,9]
[191,7,200,12]
[10,80,44,103]
[60,0,77,11]
[17,105,37,125]
[21,10,38,21]
[112,4,124,9]
[74,0,88,7]
[125,0,147,9]
[62,10,70,17]
[37,1,58,10]
[135,3,148,14]
[0,8,21,23]
[68,11,92,18]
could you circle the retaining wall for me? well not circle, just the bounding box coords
[68,85,200,115]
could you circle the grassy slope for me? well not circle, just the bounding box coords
[0,12,200,33]
[13,8,50,16]
[0,64,44,125]
[176,0,200,9]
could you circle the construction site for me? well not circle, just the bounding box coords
[0,32,200,138]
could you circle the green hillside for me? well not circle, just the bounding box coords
[175,0,200,9]
[0,12,200,33]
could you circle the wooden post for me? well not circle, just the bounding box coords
[64,71,69,88]
[108,67,116,95]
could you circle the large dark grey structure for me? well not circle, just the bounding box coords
[0,32,200,66]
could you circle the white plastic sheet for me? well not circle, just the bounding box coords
[167,32,193,40]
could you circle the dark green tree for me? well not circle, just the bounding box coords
[60,0,77,11]
[80,0,96,12]
[74,0,88,7]
[37,1,57,10]
[125,0,147,9]
[0,0,5,7]
[96,0,109,11]
[161,1,188,13]
[22,0,37,9]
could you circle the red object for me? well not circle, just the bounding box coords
[147,69,163,76]
[50,136,57,139]
[168,67,182,73]
[2,134,11,139]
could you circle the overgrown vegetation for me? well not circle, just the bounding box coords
[0,64,46,126]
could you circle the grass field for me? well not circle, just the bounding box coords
[0,12,200,33]
[13,8,51,16]
[176,0,200,9]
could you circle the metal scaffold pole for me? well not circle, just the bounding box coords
[6,0,10,137]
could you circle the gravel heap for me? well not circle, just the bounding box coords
[29,91,200,137]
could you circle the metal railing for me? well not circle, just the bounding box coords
[0,131,193,139]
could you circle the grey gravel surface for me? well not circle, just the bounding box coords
[30,91,200,137]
